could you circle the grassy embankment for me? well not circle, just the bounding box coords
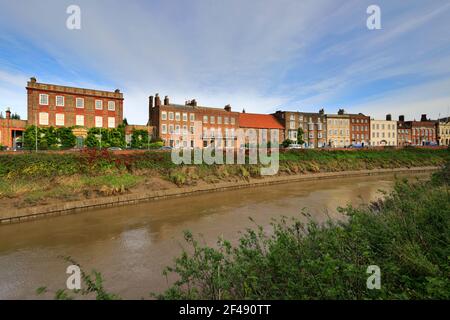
[0,147,448,209]
[40,160,450,300]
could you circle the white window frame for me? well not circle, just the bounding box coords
[182,113,187,122]
[161,111,167,120]
[55,113,65,126]
[161,124,167,134]
[108,101,115,111]
[56,95,65,107]
[39,112,49,125]
[108,117,115,128]
[76,115,85,126]
[169,112,174,120]
[95,116,103,128]
[39,94,49,105]
[76,98,84,108]
[95,100,103,110]
[189,113,195,122]
[175,112,180,121]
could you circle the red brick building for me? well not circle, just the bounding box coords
[148,94,240,148]
[397,115,412,146]
[0,108,27,149]
[349,113,370,146]
[26,77,123,129]
[410,115,437,146]
[238,112,285,146]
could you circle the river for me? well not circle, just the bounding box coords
[0,172,430,299]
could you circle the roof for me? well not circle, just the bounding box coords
[239,113,284,129]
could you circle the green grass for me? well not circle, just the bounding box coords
[0,148,448,205]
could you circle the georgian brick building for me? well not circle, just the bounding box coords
[239,112,285,146]
[272,110,326,148]
[26,77,123,130]
[410,115,437,146]
[326,112,350,148]
[148,94,240,148]
[349,113,370,146]
[0,108,27,149]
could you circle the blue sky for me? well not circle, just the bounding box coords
[0,0,450,124]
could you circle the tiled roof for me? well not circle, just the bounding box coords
[239,113,284,129]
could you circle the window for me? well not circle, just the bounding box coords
[39,112,49,125]
[55,113,64,126]
[175,125,180,134]
[76,98,84,108]
[95,116,103,128]
[161,111,167,120]
[175,113,180,121]
[161,124,167,134]
[108,117,115,128]
[183,125,187,134]
[224,117,229,125]
[169,112,174,120]
[218,116,222,124]
[76,115,84,126]
[56,96,65,107]
[108,101,115,111]
[182,113,187,122]
[190,126,194,134]
[190,113,195,122]
[210,116,215,124]
[169,124,174,134]
[290,121,295,129]
[230,117,235,125]
[203,115,208,124]
[290,115,295,121]
[95,100,103,110]
[39,94,49,105]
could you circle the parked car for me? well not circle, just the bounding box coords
[107,147,122,151]
[159,146,173,150]
[287,144,303,149]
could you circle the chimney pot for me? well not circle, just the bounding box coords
[224,104,231,112]
[164,96,169,105]
[5,108,11,119]
[30,77,36,83]
[399,115,405,122]
[155,94,161,107]
[386,114,392,121]
[421,114,427,122]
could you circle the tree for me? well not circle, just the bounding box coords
[57,127,76,149]
[281,139,294,148]
[122,118,129,126]
[131,129,150,149]
[297,127,305,145]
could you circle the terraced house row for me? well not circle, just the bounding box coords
[1,78,449,149]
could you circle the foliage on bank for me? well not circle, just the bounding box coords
[156,163,450,299]
[23,126,77,150]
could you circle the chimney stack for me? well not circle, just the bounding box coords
[155,94,161,107]
[224,104,231,112]
[386,114,392,121]
[399,115,405,122]
[5,108,11,119]
[421,114,427,122]
[164,96,169,105]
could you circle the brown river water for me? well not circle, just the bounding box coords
[0,172,430,299]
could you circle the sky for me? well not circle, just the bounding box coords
[0,0,449,124]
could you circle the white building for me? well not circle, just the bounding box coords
[371,117,397,146]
